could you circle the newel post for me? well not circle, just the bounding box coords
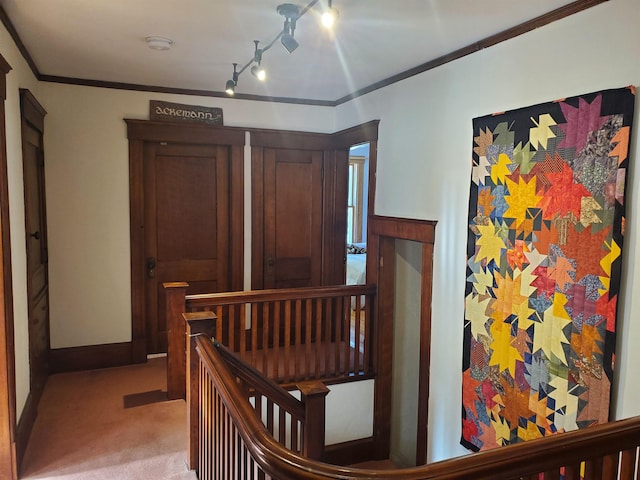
[185,311,217,472]
[164,282,189,400]
[298,381,330,461]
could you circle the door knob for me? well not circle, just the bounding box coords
[147,257,156,278]
[266,257,275,267]
[30,231,41,240]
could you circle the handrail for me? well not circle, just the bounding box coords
[213,338,306,421]
[186,283,376,306]
[196,334,640,479]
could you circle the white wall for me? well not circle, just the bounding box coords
[391,240,422,467]
[0,22,42,418]
[336,0,640,463]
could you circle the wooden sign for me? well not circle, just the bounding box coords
[150,100,223,125]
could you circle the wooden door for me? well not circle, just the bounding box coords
[20,90,49,402]
[143,143,230,353]
[263,148,323,289]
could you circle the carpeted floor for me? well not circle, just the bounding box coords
[20,357,196,480]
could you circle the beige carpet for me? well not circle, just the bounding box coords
[20,357,196,480]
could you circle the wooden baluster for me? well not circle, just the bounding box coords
[164,281,189,400]
[602,453,619,478]
[240,303,247,360]
[254,393,262,421]
[315,299,323,377]
[343,295,350,375]
[227,411,233,479]
[214,386,220,479]
[334,296,342,375]
[291,416,299,453]
[273,301,280,380]
[262,302,270,376]
[239,436,245,479]
[295,299,302,380]
[232,423,238,479]
[223,409,228,478]
[584,457,603,479]
[215,305,223,343]
[298,380,330,461]
[284,300,291,382]
[305,298,312,379]
[266,398,275,437]
[364,295,372,374]
[185,311,216,471]
[251,303,259,369]
[200,364,206,478]
[279,404,287,445]
[619,448,637,479]
[563,463,582,480]
[354,294,362,374]
[203,364,209,479]
[228,304,235,353]
[325,298,333,375]
[219,392,224,479]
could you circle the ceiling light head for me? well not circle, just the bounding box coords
[251,64,266,82]
[281,33,299,53]
[225,63,238,95]
[321,7,339,28]
[225,79,236,95]
[145,36,173,51]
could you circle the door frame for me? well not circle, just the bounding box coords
[250,129,339,289]
[250,120,379,289]
[17,88,48,471]
[126,120,245,363]
[0,54,17,480]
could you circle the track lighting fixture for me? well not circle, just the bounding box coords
[224,0,339,95]
[278,3,300,53]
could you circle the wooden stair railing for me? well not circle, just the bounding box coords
[165,282,376,400]
[189,319,330,474]
[191,330,640,479]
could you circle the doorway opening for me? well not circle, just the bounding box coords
[346,142,370,287]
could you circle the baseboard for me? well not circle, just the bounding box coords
[323,437,377,466]
[49,342,135,373]
[15,389,38,473]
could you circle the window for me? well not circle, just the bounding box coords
[347,156,365,243]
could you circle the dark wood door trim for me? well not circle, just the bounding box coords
[126,119,245,362]
[368,215,437,464]
[332,120,380,237]
[0,53,17,480]
[250,128,334,150]
[17,88,48,472]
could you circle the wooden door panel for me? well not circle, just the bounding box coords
[144,143,230,353]
[21,90,49,405]
[29,291,48,392]
[155,156,219,260]
[264,148,323,289]
[23,127,47,299]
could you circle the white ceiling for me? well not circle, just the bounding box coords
[1,0,589,103]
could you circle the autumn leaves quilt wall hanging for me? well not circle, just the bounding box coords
[461,87,635,451]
